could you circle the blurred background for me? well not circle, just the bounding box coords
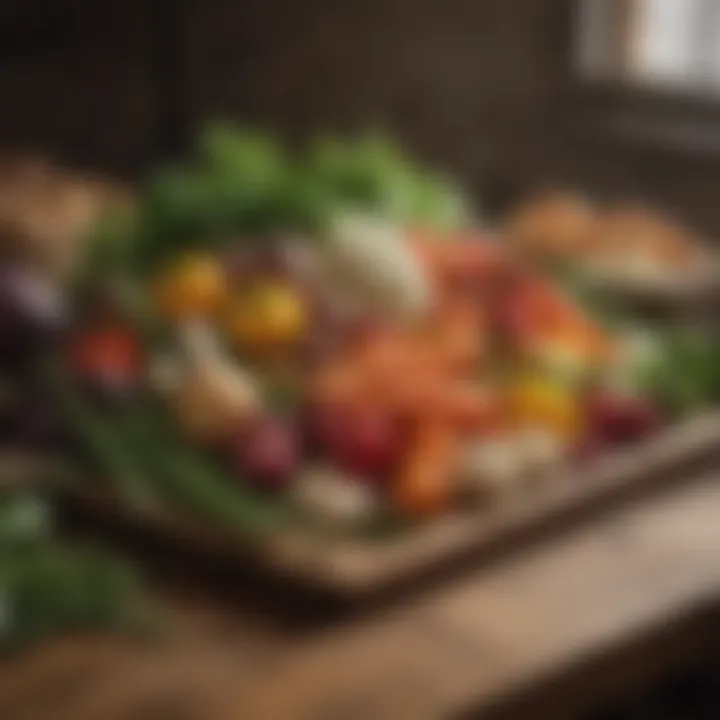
[5,2,720,718]
[4,0,720,230]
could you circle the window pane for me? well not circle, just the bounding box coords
[628,0,704,86]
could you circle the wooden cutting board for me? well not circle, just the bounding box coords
[56,410,720,599]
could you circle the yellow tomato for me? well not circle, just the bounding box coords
[227,282,307,353]
[508,376,583,438]
[156,253,227,320]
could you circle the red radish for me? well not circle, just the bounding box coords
[69,324,144,400]
[234,415,299,490]
[307,404,401,482]
[585,392,663,445]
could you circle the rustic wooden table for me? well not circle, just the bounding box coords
[4,472,720,720]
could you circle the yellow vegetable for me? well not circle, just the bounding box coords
[227,282,307,353]
[155,253,227,320]
[507,376,583,438]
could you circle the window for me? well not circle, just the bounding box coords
[578,0,720,93]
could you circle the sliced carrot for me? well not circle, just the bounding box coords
[310,359,369,407]
[393,422,459,518]
[434,382,501,435]
[372,370,443,418]
[354,329,416,379]
[436,318,486,375]
[439,237,505,280]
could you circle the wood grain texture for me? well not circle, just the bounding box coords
[5,472,720,719]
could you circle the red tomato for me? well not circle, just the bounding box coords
[310,403,402,482]
[70,325,144,388]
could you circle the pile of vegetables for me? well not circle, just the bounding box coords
[6,125,720,542]
[88,125,470,277]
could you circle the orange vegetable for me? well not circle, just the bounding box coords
[429,310,485,374]
[507,376,583,439]
[434,382,500,435]
[226,281,308,354]
[354,328,415,379]
[438,236,505,281]
[407,229,447,268]
[543,323,615,364]
[311,359,369,407]
[155,253,227,320]
[382,371,447,418]
[409,232,505,298]
[394,422,459,518]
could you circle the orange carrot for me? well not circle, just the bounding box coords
[354,329,415,379]
[435,382,501,435]
[371,370,440,418]
[311,359,369,407]
[393,422,459,518]
[440,237,504,280]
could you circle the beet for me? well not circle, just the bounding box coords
[234,415,300,491]
[586,392,663,446]
[307,404,401,482]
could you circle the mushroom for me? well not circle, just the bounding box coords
[151,322,262,444]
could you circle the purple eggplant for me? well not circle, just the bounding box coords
[0,263,66,370]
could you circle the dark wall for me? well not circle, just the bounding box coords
[0,0,157,174]
[0,0,573,189]
[517,109,720,236]
[181,0,573,204]
[2,0,720,232]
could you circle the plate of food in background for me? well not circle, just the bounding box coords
[503,191,720,312]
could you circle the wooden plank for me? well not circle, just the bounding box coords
[4,473,720,719]
[221,473,720,720]
[62,410,720,596]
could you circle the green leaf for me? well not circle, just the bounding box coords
[633,329,720,416]
[84,123,474,272]
[42,362,160,512]
[121,407,284,536]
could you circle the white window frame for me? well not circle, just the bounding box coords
[577,0,720,94]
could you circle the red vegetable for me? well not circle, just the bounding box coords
[234,415,299,490]
[69,324,144,396]
[309,404,401,482]
[585,392,663,445]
